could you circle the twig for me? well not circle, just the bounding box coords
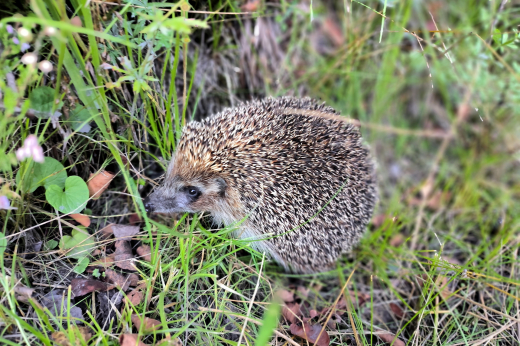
[316,266,357,345]
[410,71,476,250]
[237,253,265,346]
[469,320,516,346]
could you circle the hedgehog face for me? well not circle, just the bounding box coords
[144,172,227,215]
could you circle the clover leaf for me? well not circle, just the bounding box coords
[59,227,94,260]
[16,157,67,193]
[46,176,89,214]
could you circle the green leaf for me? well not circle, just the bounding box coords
[59,227,94,259]
[73,257,90,274]
[29,86,62,119]
[46,176,89,214]
[16,157,67,193]
[92,268,100,278]
[45,239,59,250]
[67,106,92,132]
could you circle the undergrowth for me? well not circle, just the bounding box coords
[0,0,519,345]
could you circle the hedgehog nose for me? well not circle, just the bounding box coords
[143,197,154,213]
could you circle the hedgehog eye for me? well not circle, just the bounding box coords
[186,186,200,198]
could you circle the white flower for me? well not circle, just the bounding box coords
[21,53,37,65]
[38,60,53,73]
[16,135,44,163]
[18,27,30,37]
[43,26,57,36]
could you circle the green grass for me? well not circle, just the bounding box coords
[1,0,519,345]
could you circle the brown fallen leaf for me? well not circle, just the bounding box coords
[114,240,137,271]
[389,302,405,319]
[71,213,91,227]
[297,285,310,299]
[71,278,108,297]
[14,284,35,303]
[105,269,132,291]
[99,223,116,240]
[125,283,146,306]
[290,322,330,346]
[128,273,140,286]
[89,253,115,268]
[87,170,114,199]
[406,186,451,211]
[435,275,453,299]
[52,326,92,346]
[377,332,405,346]
[136,245,152,262]
[282,302,302,324]
[119,334,148,346]
[129,213,142,225]
[131,314,161,333]
[389,234,405,247]
[333,291,369,311]
[112,224,140,239]
[276,289,294,303]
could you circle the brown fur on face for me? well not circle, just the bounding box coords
[145,153,244,224]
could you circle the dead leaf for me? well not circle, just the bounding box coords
[128,273,140,286]
[52,326,92,346]
[114,240,137,271]
[89,253,115,268]
[70,213,91,227]
[290,322,330,346]
[282,302,302,324]
[129,213,142,225]
[14,284,34,302]
[426,191,451,210]
[119,334,148,346]
[131,314,161,333]
[125,283,146,306]
[435,275,452,299]
[371,214,388,228]
[41,290,83,323]
[87,171,114,199]
[99,223,115,240]
[335,291,369,310]
[71,278,108,297]
[276,289,294,303]
[389,302,404,319]
[297,285,310,299]
[389,234,405,247]
[105,269,132,291]
[113,224,140,239]
[70,16,82,27]
[377,332,405,346]
[241,0,260,12]
[136,245,151,262]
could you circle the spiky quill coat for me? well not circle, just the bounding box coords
[147,97,377,273]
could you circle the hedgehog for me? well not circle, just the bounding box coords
[144,97,377,273]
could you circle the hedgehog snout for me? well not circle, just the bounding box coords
[143,195,154,213]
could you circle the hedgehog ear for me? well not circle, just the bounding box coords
[215,177,227,197]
